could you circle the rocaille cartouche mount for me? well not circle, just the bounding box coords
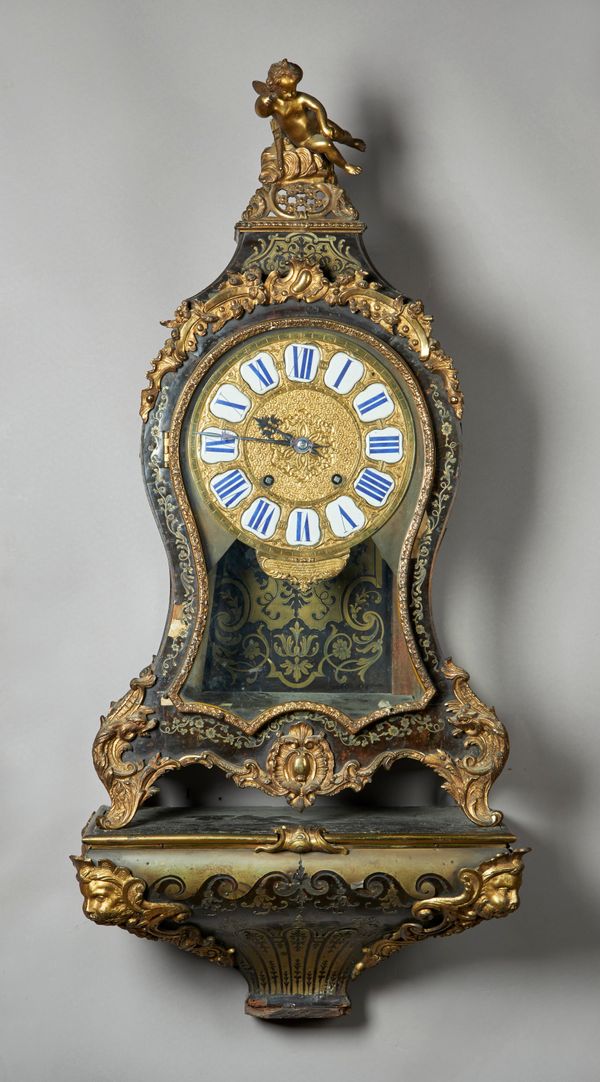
[72,60,528,1021]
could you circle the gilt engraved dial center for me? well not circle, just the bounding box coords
[244,386,362,503]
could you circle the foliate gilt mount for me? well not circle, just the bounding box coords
[140,261,462,422]
[353,848,529,977]
[93,662,507,829]
[72,857,234,968]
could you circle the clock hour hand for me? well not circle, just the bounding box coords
[255,416,327,456]
[255,415,294,441]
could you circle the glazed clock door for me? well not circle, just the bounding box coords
[169,315,436,726]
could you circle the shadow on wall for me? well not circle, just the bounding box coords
[347,90,596,983]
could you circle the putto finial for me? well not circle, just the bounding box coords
[252,59,365,177]
[239,60,365,227]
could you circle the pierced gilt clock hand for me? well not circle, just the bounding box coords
[255,415,327,457]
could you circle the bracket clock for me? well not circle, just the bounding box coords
[73,60,528,1021]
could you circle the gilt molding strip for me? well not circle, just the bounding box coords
[82,829,515,850]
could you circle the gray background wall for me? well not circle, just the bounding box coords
[2,1,599,1078]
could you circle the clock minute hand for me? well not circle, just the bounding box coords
[200,427,293,448]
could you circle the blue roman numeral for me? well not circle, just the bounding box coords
[367,435,401,454]
[212,469,249,507]
[357,391,390,416]
[355,468,393,505]
[338,504,358,531]
[247,357,275,388]
[295,511,312,542]
[215,396,246,412]
[333,357,352,389]
[247,499,276,536]
[291,345,316,380]
[205,434,236,453]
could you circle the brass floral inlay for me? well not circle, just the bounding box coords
[201,541,389,693]
[160,710,444,746]
[411,387,458,671]
[242,233,363,276]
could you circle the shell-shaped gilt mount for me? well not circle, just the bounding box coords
[265,722,335,809]
[255,825,349,855]
[140,260,462,423]
[257,552,349,588]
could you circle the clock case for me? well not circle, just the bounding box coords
[73,88,527,1020]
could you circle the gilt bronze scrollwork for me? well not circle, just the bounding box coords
[139,259,458,424]
[353,848,529,976]
[72,857,234,967]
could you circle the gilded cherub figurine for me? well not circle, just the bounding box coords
[253,59,365,176]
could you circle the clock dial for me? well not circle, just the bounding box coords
[186,325,416,583]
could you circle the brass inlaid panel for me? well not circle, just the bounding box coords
[199,540,392,694]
